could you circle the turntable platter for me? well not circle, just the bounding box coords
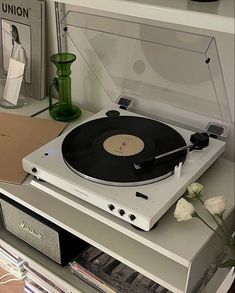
[62,115,187,186]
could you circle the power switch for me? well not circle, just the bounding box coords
[136,192,148,200]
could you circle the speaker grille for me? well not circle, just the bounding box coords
[1,199,61,263]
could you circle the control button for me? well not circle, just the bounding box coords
[32,167,37,173]
[118,209,125,216]
[129,214,136,221]
[105,110,120,117]
[108,204,115,211]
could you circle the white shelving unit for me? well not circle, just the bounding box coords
[49,0,234,34]
[0,97,51,117]
[0,106,234,292]
[0,0,234,291]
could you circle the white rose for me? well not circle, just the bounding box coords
[187,182,204,199]
[204,196,226,215]
[174,198,195,222]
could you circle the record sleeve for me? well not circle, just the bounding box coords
[69,246,170,293]
[24,265,66,293]
[0,112,66,184]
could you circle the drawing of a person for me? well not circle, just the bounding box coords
[10,24,27,66]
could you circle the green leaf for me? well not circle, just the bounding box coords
[220,259,235,268]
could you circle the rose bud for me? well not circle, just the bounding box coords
[204,196,226,216]
[187,182,204,199]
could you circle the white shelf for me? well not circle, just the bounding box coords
[0,181,187,292]
[0,157,234,292]
[51,0,234,34]
[0,105,234,292]
[0,97,50,117]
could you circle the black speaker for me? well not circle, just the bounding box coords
[0,195,88,266]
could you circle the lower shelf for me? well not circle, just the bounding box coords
[0,229,174,293]
[1,226,233,293]
[0,188,189,293]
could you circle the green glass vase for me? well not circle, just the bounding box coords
[49,53,81,122]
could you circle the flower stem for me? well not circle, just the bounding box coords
[219,215,231,239]
[194,212,224,242]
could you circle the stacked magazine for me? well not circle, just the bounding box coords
[0,244,26,279]
[69,246,172,293]
[24,264,67,293]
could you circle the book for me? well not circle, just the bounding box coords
[0,244,26,275]
[0,0,45,100]
[0,257,26,278]
[25,278,49,293]
[0,250,25,267]
[24,264,66,293]
[0,244,21,263]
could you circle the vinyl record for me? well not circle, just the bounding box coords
[62,115,187,186]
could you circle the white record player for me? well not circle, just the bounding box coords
[23,9,232,231]
[23,106,226,231]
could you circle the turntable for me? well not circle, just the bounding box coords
[22,9,232,231]
[22,107,228,231]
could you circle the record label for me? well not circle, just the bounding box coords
[103,134,144,156]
